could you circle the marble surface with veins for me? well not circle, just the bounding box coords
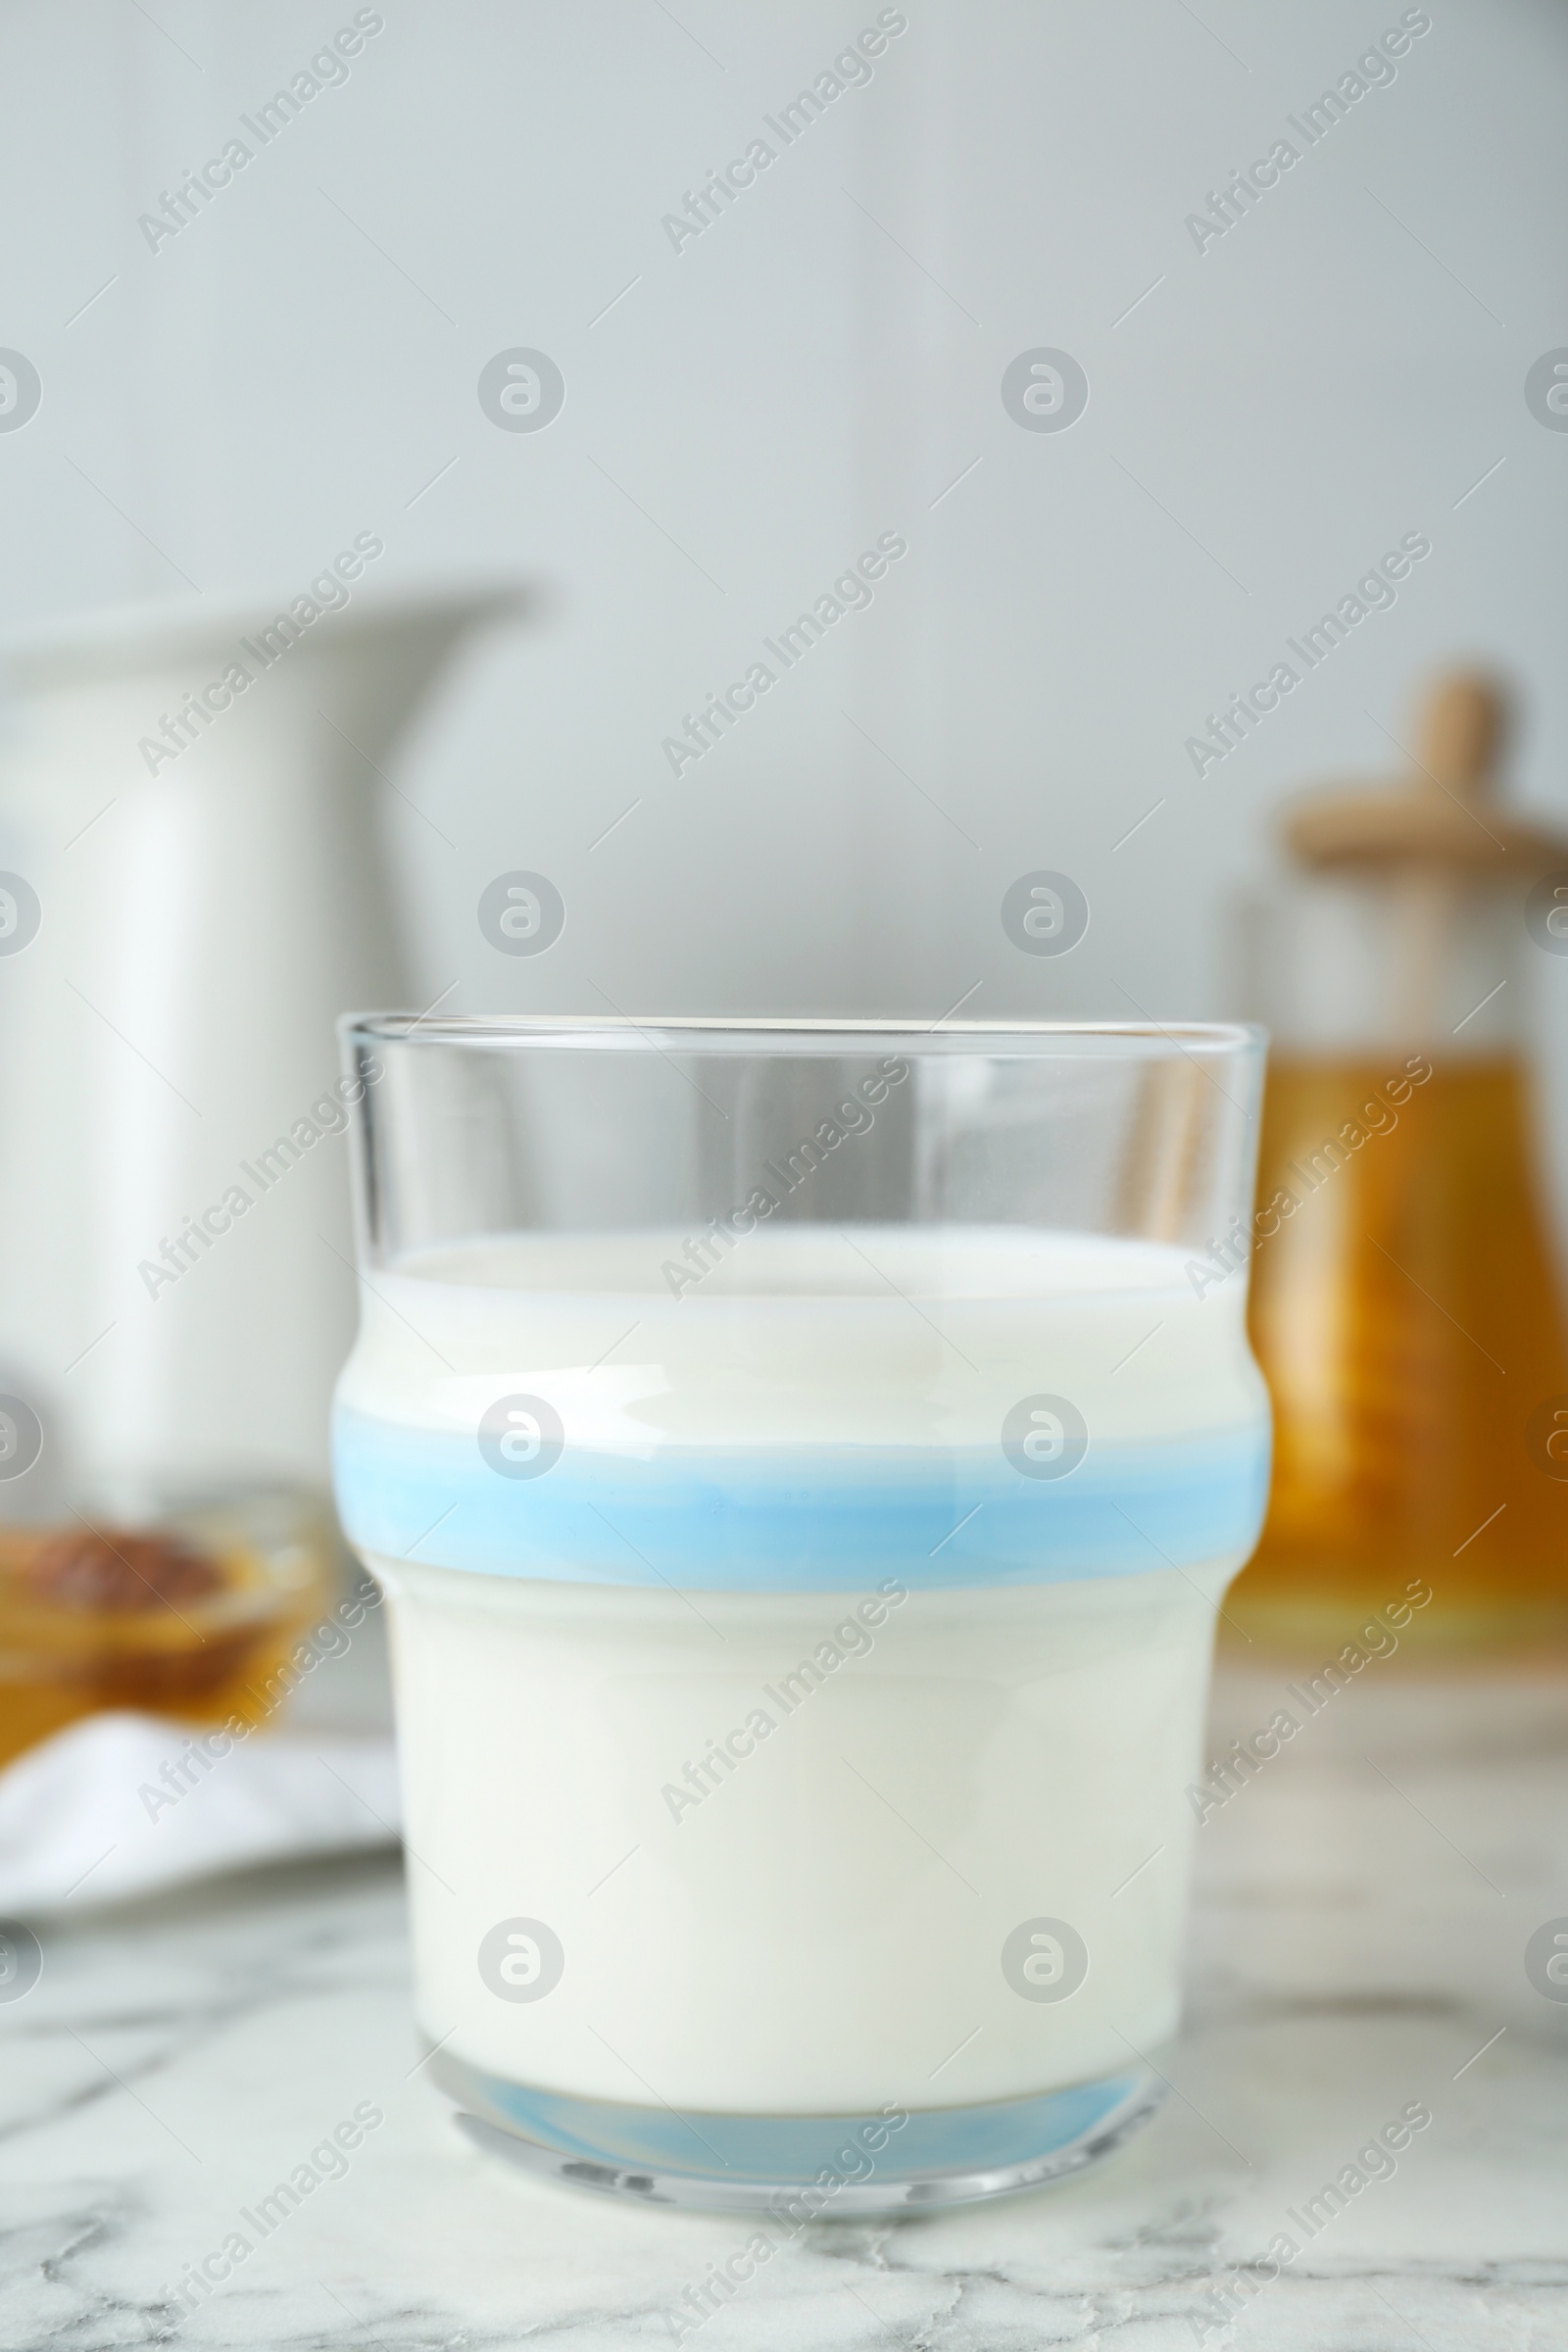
[2,1652,1565,2351]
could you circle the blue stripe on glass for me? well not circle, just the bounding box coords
[332,1407,1270,1591]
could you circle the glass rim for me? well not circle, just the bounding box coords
[340,1011,1264,1057]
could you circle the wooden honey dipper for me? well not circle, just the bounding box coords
[1280,672,1564,1045]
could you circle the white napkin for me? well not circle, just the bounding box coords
[0,1711,401,1916]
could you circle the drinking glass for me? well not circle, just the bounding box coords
[333,1016,1269,2212]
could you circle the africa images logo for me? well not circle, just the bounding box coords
[476,1918,564,2002]
[478,1395,564,1479]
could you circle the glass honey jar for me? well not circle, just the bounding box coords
[1227,675,1568,1653]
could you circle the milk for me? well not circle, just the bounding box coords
[333,1226,1268,2119]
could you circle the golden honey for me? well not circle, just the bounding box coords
[1231,1053,1568,1650]
[0,1492,333,1767]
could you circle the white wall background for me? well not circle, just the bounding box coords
[2,0,1565,1016]
[1,0,1566,1482]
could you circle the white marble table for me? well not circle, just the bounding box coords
[4,1653,1565,2351]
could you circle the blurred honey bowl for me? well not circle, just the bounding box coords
[0,1480,334,1769]
[1227,670,1568,1655]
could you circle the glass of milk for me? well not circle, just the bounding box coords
[333,1017,1269,2211]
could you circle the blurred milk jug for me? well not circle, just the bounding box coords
[0,584,529,1512]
